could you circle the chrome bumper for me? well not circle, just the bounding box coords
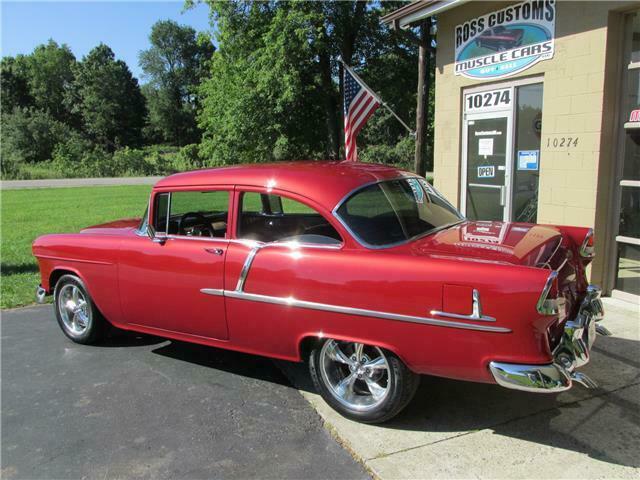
[490,285,609,393]
[35,285,48,304]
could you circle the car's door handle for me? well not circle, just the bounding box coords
[205,248,224,256]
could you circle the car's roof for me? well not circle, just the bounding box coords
[154,161,416,211]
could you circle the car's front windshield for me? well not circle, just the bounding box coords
[335,178,464,248]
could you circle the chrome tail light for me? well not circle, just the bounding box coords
[537,271,560,315]
[579,228,595,258]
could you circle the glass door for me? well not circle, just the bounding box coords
[464,115,510,221]
[612,11,640,301]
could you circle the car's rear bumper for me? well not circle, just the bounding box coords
[489,285,609,393]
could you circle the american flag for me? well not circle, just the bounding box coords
[343,64,380,162]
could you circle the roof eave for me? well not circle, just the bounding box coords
[381,0,472,30]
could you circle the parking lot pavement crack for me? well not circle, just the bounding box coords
[365,381,640,462]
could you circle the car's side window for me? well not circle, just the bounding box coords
[154,190,229,238]
[237,192,342,245]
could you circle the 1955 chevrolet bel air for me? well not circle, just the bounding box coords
[33,162,611,423]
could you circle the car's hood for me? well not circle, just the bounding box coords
[409,221,562,267]
[80,218,141,235]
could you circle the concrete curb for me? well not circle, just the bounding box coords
[279,298,640,479]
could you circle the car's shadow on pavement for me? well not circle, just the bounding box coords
[149,338,293,387]
[103,331,639,470]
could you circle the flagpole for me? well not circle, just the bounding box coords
[340,58,416,137]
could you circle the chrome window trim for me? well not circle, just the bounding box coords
[135,194,154,237]
[236,190,346,248]
[331,176,465,250]
[165,192,172,234]
[163,234,230,244]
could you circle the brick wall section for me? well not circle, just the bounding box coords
[433,1,628,230]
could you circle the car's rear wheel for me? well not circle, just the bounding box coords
[309,339,419,424]
[54,274,105,345]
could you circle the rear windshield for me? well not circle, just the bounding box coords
[335,178,464,247]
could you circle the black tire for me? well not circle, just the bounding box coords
[53,274,106,345]
[309,339,419,424]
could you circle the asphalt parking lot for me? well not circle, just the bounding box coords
[2,300,639,480]
[1,306,368,479]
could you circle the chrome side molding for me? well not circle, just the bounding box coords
[200,288,224,297]
[431,289,496,323]
[224,290,511,333]
[200,242,512,334]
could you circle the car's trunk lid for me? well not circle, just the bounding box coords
[408,221,563,268]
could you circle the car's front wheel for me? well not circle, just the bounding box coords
[309,339,419,423]
[54,274,105,345]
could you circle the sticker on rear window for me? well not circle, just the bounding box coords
[407,178,424,204]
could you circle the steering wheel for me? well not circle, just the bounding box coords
[177,212,214,237]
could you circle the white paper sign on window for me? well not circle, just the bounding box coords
[478,138,494,156]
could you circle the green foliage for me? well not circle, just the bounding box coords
[27,40,77,122]
[139,20,214,146]
[1,2,436,181]
[1,56,33,113]
[174,143,207,171]
[358,134,416,171]
[196,0,426,168]
[66,44,146,151]
[1,108,71,169]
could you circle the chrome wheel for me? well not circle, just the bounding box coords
[57,284,91,335]
[319,340,390,411]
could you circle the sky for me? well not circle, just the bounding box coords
[1,1,213,80]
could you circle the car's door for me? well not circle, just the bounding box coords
[223,189,346,353]
[118,188,231,340]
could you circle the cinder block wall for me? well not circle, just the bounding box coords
[432,1,632,287]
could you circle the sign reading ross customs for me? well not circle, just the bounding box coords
[455,0,556,80]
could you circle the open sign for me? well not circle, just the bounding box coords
[477,166,495,178]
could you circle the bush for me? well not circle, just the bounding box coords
[359,136,415,171]
[111,147,156,176]
[1,149,22,179]
[51,136,111,177]
[1,107,70,165]
[173,144,206,171]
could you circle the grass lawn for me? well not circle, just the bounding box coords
[1,185,151,309]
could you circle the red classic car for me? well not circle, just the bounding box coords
[476,26,525,51]
[33,162,609,423]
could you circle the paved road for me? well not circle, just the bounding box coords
[1,306,369,479]
[1,177,162,190]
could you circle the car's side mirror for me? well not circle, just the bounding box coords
[146,224,167,245]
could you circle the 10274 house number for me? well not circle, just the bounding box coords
[546,136,579,148]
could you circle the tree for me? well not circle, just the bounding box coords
[139,20,215,146]
[1,56,33,113]
[66,44,146,151]
[193,0,422,167]
[27,40,76,122]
